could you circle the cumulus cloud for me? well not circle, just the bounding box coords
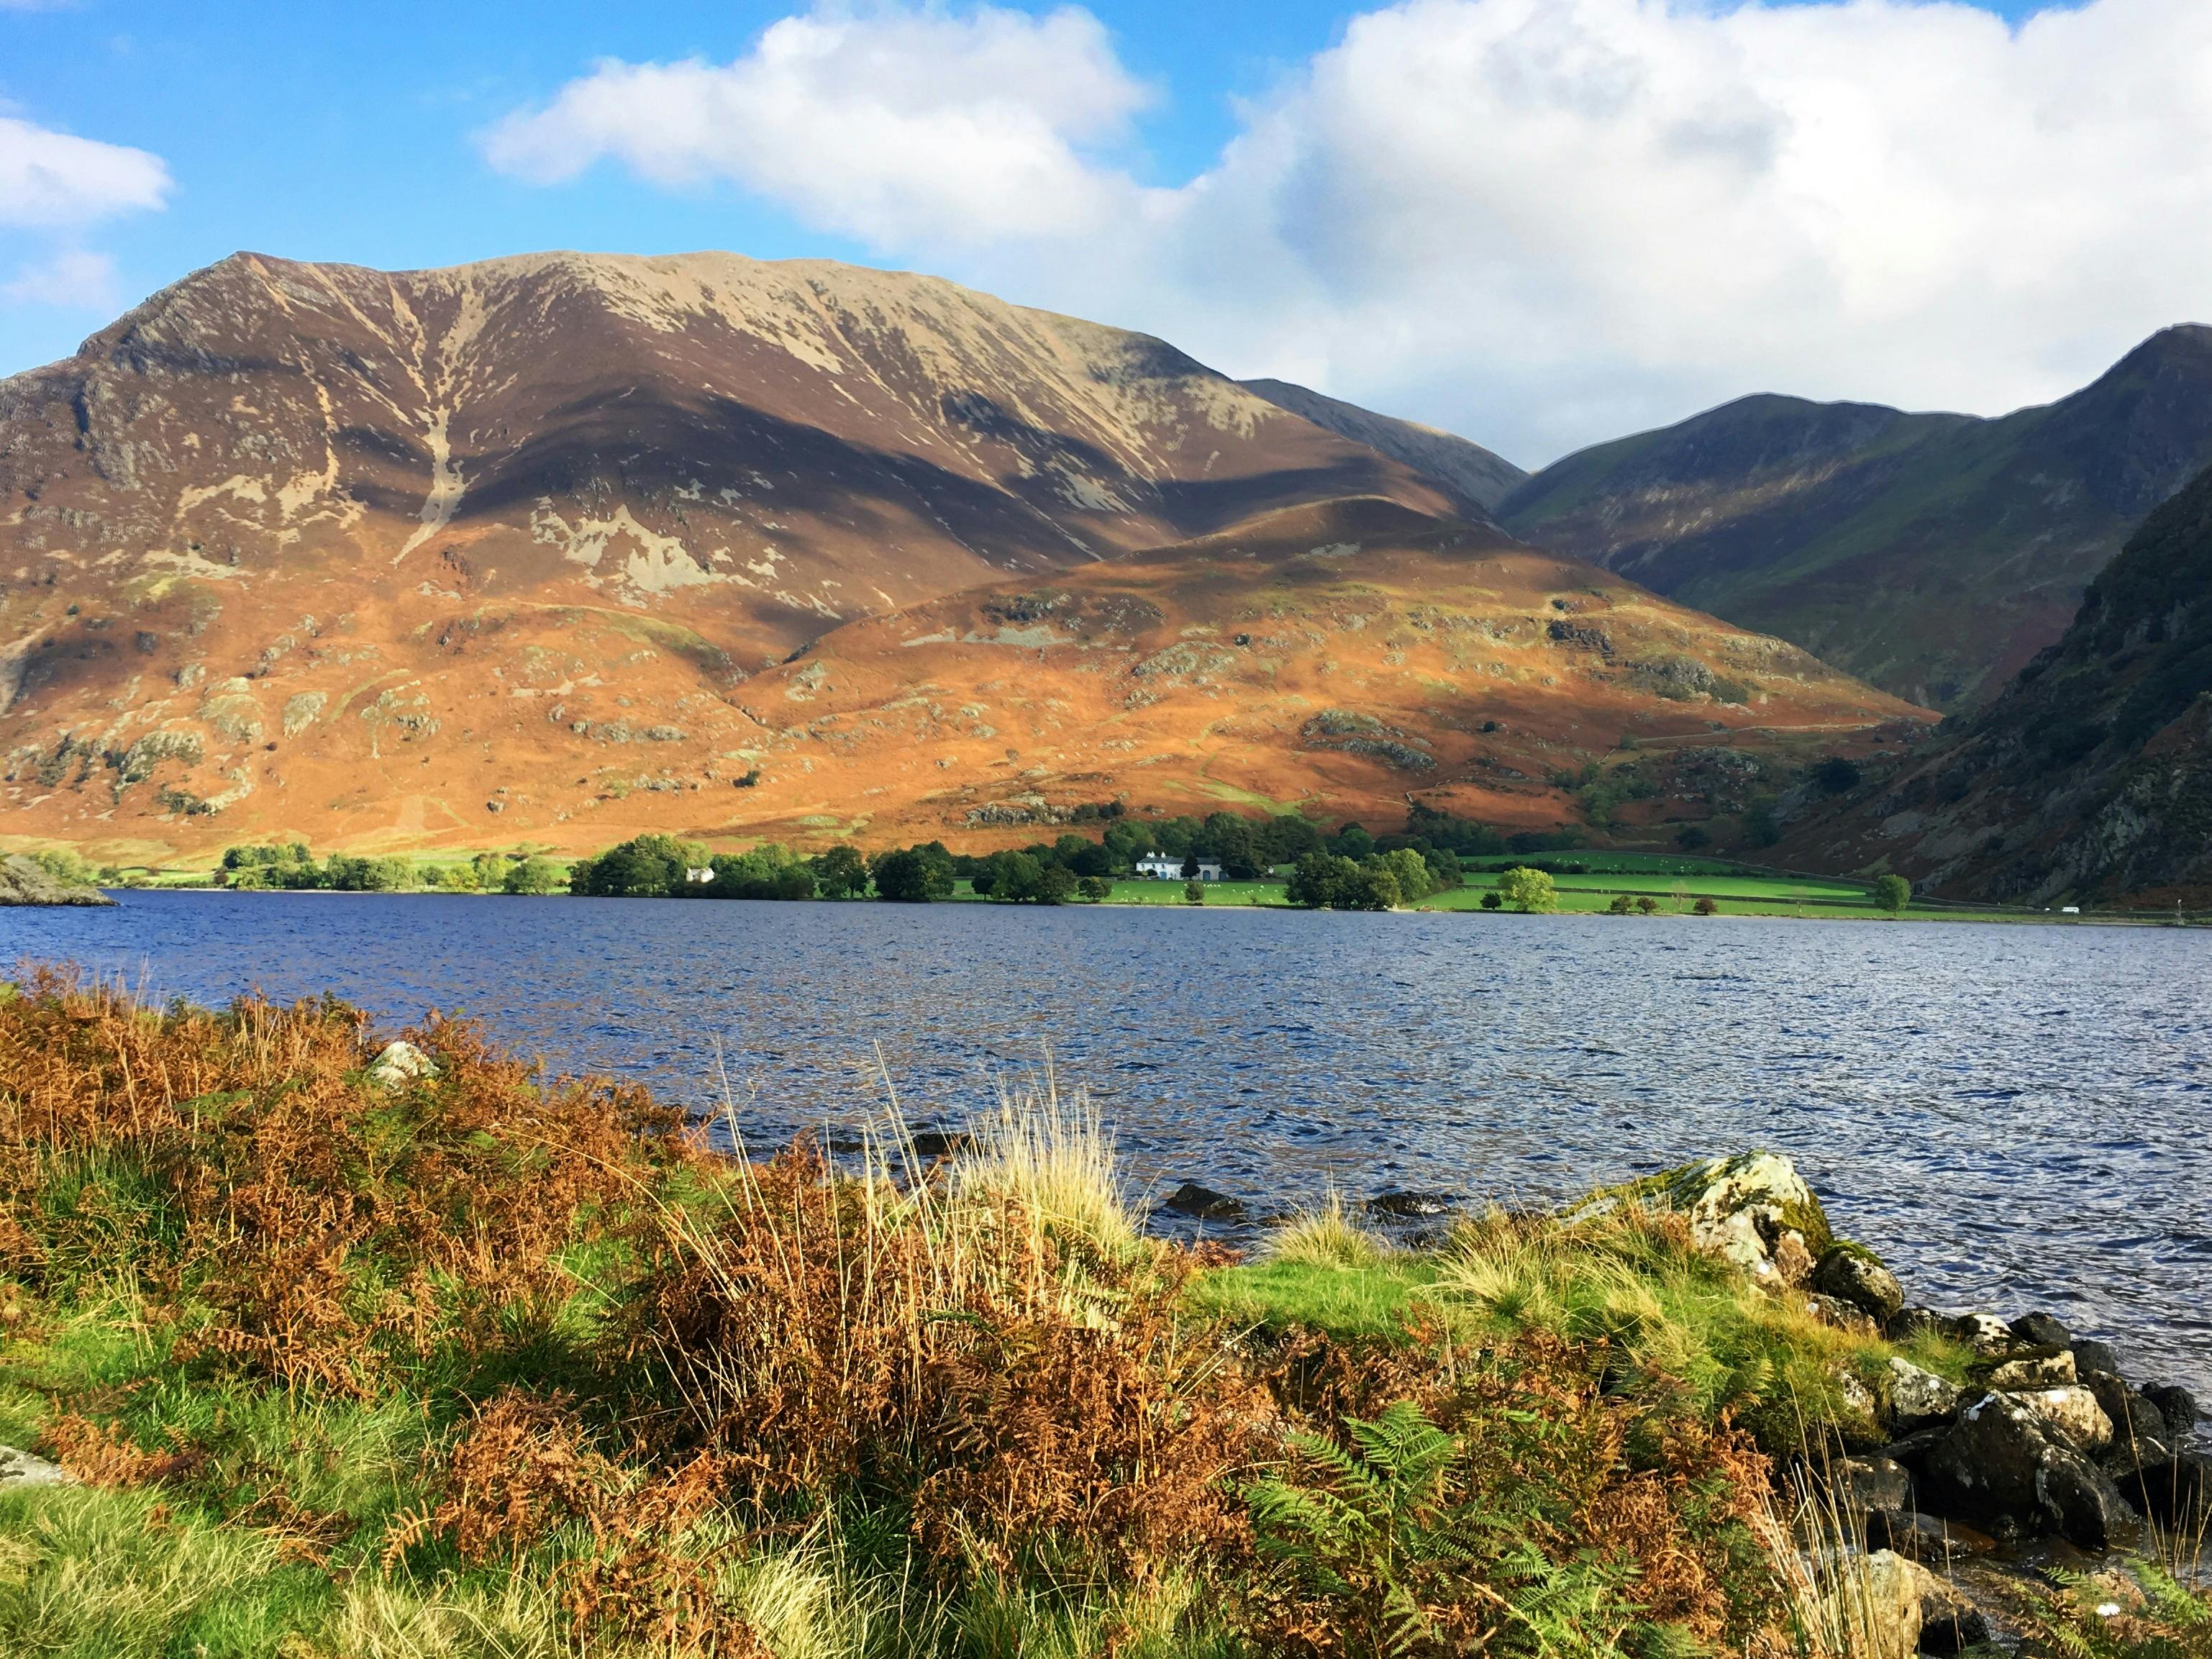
[483,4,1152,246]
[488,0,2212,465]
[0,112,170,227]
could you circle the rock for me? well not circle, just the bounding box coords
[906,1128,970,1158]
[1921,1391,2138,1549]
[2009,1311,2072,1349]
[1847,1551,1936,1659]
[1952,1314,2019,1355]
[1365,1191,1456,1219]
[2039,1445,2139,1549]
[0,1445,73,1486]
[1810,1293,1881,1337]
[1888,1358,1964,1430]
[1918,1584,1993,1656]
[0,854,114,907]
[1865,1508,1995,1565]
[1813,1245,1906,1324]
[1890,1306,1949,1343]
[2120,1447,2207,1521]
[2071,1339,2121,1377]
[364,1040,437,1088]
[2009,1384,2113,1453]
[1832,1455,1913,1514]
[2083,1373,2173,1451]
[1618,1151,1831,1283]
[1879,1427,1952,1470]
[2142,1384,2200,1441]
[1161,1182,1246,1222]
[1981,1349,2076,1390]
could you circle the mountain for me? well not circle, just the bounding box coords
[710,496,1922,850]
[1782,460,2212,906]
[1238,378,1526,512]
[0,250,1519,858]
[1496,327,2212,712]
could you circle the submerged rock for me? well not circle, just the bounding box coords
[1366,1191,1457,1219]
[1864,1509,1995,1566]
[1161,1182,1246,1222]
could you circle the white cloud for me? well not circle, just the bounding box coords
[483,4,1152,246]
[488,0,2212,465]
[0,112,170,227]
[3,247,119,308]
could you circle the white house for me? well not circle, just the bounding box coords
[1136,853,1224,881]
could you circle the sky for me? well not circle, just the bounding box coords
[3,0,2207,468]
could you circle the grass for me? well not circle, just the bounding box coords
[0,971,2202,1658]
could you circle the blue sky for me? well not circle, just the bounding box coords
[4,0,2197,465]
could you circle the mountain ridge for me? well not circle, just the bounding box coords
[1497,325,2212,711]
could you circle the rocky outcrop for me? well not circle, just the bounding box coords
[0,853,113,906]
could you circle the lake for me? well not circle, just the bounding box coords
[8,891,2210,1397]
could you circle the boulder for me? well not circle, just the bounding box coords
[1810,1293,1881,1337]
[2142,1384,2200,1442]
[1921,1391,2137,1548]
[1952,1314,2019,1356]
[1845,1551,1937,1659]
[2083,1373,2173,1452]
[1981,1350,2076,1391]
[1888,1358,1964,1430]
[1890,1307,1949,1342]
[1631,1151,1831,1282]
[365,1040,438,1089]
[1831,1454,1913,1514]
[2071,1339,2121,1377]
[0,1445,73,1486]
[1916,1583,1993,1657]
[1161,1182,1246,1222]
[1813,1246,1906,1324]
[2008,1385,2113,1454]
[2010,1312,2072,1349]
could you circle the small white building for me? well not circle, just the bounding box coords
[1136,853,1224,881]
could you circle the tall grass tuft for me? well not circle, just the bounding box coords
[947,1074,1137,1262]
[1262,1188,1390,1271]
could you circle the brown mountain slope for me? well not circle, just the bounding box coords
[0,495,1922,860]
[0,250,1501,859]
[1498,326,2212,711]
[704,497,1926,848]
[1778,461,2212,906]
[1238,378,1526,512]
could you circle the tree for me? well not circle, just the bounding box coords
[1331,823,1375,861]
[1676,824,1711,850]
[870,845,954,903]
[1344,867,1400,911]
[1480,890,1503,911]
[1287,853,1357,909]
[1607,893,1635,914]
[1183,878,1206,905]
[981,850,1048,902]
[1635,896,1659,915]
[503,855,566,895]
[1495,866,1557,914]
[1693,896,1719,916]
[1378,848,1434,906]
[813,843,868,899]
[1039,865,1078,905]
[1874,873,1911,916]
[1813,755,1862,794]
[1203,812,1262,878]
[1076,875,1113,902]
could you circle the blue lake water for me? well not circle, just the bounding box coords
[7,891,2210,1396]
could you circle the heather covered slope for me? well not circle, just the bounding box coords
[0,251,1485,860]
[1783,461,2212,906]
[716,496,1924,847]
[1498,327,2212,711]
